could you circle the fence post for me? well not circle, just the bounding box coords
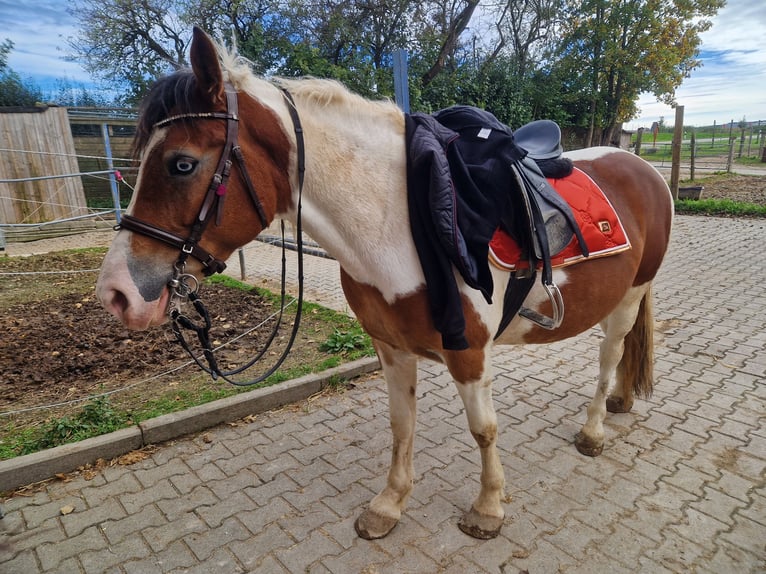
[690,130,696,181]
[393,49,410,113]
[634,127,644,156]
[101,123,121,223]
[670,105,684,200]
[727,137,735,172]
[738,128,745,158]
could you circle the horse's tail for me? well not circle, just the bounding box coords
[617,287,654,400]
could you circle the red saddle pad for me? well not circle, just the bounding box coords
[489,167,631,271]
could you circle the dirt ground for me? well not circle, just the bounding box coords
[0,248,346,434]
[1,172,764,429]
[692,173,766,204]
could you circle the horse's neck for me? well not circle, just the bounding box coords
[288,94,424,300]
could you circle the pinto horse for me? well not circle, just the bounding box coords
[96,28,673,540]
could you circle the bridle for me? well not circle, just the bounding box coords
[117,82,306,385]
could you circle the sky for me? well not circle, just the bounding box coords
[1,0,764,128]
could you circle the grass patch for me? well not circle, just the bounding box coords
[674,198,766,218]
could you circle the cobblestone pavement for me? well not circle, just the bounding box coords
[1,215,765,573]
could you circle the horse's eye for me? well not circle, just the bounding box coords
[170,157,198,175]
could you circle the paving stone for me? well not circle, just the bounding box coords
[0,549,39,574]
[196,490,258,528]
[59,497,125,538]
[101,504,166,545]
[274,530,344,572]
[155,484,219,522]
[142,514,208,553]
[119,478,179,514]
[20,494,83,530]
[320,541,393,574]
[79,535,152,574]
[3,216,766,572]
[237,496,295,535]
[134,458,192,488]
[37,525,107,571]
[186,517,251,561]
[80,471,143,507]
[175,547,243,574]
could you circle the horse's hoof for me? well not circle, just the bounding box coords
[606,396,633,413]
[458,507,503,539]
[574,432,604,457]
[354,509,399,540]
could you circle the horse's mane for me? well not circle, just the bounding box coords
[134,41,400,158]
[275,77,401,121]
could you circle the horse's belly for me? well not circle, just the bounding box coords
[493,260,636,345]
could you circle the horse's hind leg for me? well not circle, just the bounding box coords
[575,285,652,457]
[607,287,655,413]
[355,340,418,540]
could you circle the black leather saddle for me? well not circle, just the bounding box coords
[513,119,563,160]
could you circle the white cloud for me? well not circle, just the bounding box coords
[0,0,89,83]
[627,0,766,128]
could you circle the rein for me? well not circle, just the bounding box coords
[119,83,306,386]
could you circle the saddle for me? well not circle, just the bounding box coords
[406,107,589,349]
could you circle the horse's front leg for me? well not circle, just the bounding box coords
[355,341,418,539]
[454,359,506,539]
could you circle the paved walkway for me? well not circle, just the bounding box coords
[1,215,765,573]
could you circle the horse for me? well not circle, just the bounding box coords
[96,28,673,540]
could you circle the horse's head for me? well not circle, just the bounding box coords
[96,28,295,330]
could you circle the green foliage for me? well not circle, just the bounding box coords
[0,38,43,106]
[20,397,129,455]
[551,0,725,144]
[674,199,766,218]
[321,327,371,355]
[59,1,727,130]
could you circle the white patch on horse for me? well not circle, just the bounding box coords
[267,81,424,301]
[493,268,571,343]
[563,146,625,161]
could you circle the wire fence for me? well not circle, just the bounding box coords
[0,238,302,421]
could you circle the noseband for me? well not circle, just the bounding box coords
[118,82,306,385]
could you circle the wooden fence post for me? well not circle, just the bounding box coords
[670,106,684,200]
[690,130,696,181]
[634,127,644,156]
[727,137,735,172]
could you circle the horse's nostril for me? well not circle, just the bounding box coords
[113,290,129,314]
[101,288,129,320]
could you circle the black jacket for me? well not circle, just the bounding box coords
[406,106,526,350]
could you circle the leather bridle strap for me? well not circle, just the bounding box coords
[117,82,268,276]
[117,214,227,273]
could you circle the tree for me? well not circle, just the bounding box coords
[552,0,724,146]
[68,0,193,105]
[0,39,43,106]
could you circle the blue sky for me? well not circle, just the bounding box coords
[1,0,764,128]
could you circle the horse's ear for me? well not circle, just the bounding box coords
[190,27,225,104]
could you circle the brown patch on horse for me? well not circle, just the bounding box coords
[340,269,490,383]
[576,153,672,287]
[190,27,226,103]
[511,254,637,345]
[128,81,293,265]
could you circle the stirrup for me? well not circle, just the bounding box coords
[519,281,564,330]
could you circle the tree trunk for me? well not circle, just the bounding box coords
[422,0,480,86]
